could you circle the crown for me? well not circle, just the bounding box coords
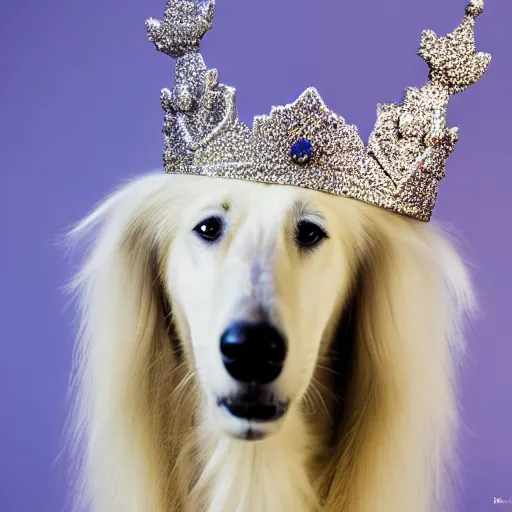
[146,0,491,221]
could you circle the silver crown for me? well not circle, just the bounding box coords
[146,0,491,221]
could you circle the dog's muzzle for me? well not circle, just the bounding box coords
[219,321,288,423]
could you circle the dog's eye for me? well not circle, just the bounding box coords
[295,221,328,248]
[193,216,223,242]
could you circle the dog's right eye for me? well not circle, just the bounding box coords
[295,220,328,249]
[193,216,223,242]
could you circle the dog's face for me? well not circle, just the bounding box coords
[165,179,362,440]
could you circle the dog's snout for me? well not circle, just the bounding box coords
[220,322,287,385]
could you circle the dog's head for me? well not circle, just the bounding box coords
[160,175,364,440]
[70,172,473,510]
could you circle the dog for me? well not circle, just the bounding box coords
[67,171,474,512]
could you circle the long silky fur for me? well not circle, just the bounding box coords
[67,173,474,512]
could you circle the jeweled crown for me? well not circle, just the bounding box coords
[146,0,491,221]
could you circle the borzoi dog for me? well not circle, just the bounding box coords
[67,173,473,511]
[67,0,491,509]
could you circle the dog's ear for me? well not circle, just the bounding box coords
[317,216,474,512]
[67,174,196,512]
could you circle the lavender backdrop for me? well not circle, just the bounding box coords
[2,0,510,510]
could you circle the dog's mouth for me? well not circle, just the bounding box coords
[218,395,289,423]
[217,393,289,441]
[217,385,289,428]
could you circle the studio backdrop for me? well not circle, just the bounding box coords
[1,0,511,510]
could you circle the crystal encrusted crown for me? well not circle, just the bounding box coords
[146,0,491,221]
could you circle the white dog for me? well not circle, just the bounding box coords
[67,172,473,512]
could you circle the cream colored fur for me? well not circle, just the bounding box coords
[67,173,474,512]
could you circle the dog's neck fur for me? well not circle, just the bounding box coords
[192,405,321,512]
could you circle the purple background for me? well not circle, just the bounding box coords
[2,0,511,510]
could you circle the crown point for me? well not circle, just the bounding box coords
[466,0,484,18]
[477,51,492,68]
[198,0,216,24]
[147,0,216,58]
[298,87,326,110]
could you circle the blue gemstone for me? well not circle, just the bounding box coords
[290,138,313,165]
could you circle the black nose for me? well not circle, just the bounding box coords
[220,322,287,385]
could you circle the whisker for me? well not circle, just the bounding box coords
[316,363,341,378]
[300,389,317,416]
[309,383,331,420]
[312,376,341,406]
[170,372,195,402]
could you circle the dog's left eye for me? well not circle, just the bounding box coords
[194,216,223,242]
[295,221,328,248]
